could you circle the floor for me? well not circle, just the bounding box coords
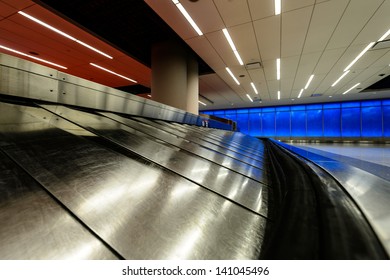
[290,143,390,181]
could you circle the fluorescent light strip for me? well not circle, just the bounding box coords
[331,70,350,87]
[344,42,375,72]
[250,82,258,94]
[172,1,203,36]
[246,94,253,102]
[90,63,137,83]
[225,67,240,85]
[277,90,280,100]
[379,28,390,41]
[304,74,314,89]
[198,100,207,106]
[275,0,281,15]
[18,11,113,59]
[342,83,360,95]
[0,44,67,69]
[276,58,280,80]
[222,28,243,65]
[298,89,304,98]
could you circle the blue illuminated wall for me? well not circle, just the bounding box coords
[201,99,390,139]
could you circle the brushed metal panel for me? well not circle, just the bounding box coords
[100,112,269,184]
[0,150,118,260]
[41,105,270,217]
[0,64,58,102]
[0,102,267,259]
[0,53,58,77]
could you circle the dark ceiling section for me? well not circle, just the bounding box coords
[117,84,151,95]
[364,74,390,91]
[34,0,213,75]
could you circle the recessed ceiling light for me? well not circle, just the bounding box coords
[0,44,67,69]
[198,100,207,106]
[277,90,280,100]
[332,70,350,87]
[225,67,240,85]
[342,83,360,95]
[222,28,244,65]
[304,74,314,89]
[378,28,390,41]
[18,11,113,59]
[172,0,203,36]
[298,89,304,98]
[275,0,281,15]
[344,42,375,72]
[90,63,137,83]
[246,94,253,102]
[250,82,258,94]
[276,58,280,80]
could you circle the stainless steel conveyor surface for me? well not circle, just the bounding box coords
[41,105,271,217]
[131,116,266,168]
[0,102,267,259]
[99,112,268,183]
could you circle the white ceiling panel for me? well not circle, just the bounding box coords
[281,55,300,79]
[213,0,251,27]
[303,0,348,53]
[229,22,259,65]
[248,0,274,21]
[327,0,384,49]
[281,6,313,57]
[292,52,322,89]
[282,0,315,12]
[314,48,345,75]
[253,16,280,61]
[205,30,236,67]
[281,78,294,96]
[180,0,225,34]
[185,36,225,70]
[350,0,390,46]
[262,59,278,82]
[352,48,389,71]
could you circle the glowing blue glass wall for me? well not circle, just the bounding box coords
[201,99,390,138]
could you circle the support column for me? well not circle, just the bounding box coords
[151,41,199,115]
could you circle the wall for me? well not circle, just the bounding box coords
[201,99,390,139]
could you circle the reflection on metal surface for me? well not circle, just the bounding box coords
[132,116,266,169]
[99,112,269,183]
[41,105,270,216]
[0,101,267,259]
[0,150,118,260]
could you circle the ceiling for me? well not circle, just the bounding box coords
[1,0,390,110]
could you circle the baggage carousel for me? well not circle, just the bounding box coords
[0,99,388,260]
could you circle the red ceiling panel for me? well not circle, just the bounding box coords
[0,1,18,18]
[0,0,152,89]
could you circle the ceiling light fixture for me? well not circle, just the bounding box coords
[298,89,304,98]
[378,28,390,41]
[18,11,113,59]
[0,44,67,69]
[342,83,360,95]
[304,74,314,89]
[172,0,203,36]
[275,0,281,15]
[90,63,137,83]
[246,94,253,102]
[250,82,258,94]
[276,58,281,80]
[225,67,240,85]
[222,28,243,65]
[331,70,350,87]
[344,42,375,72]
[198,100,207,106]
[277,90,280,100]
